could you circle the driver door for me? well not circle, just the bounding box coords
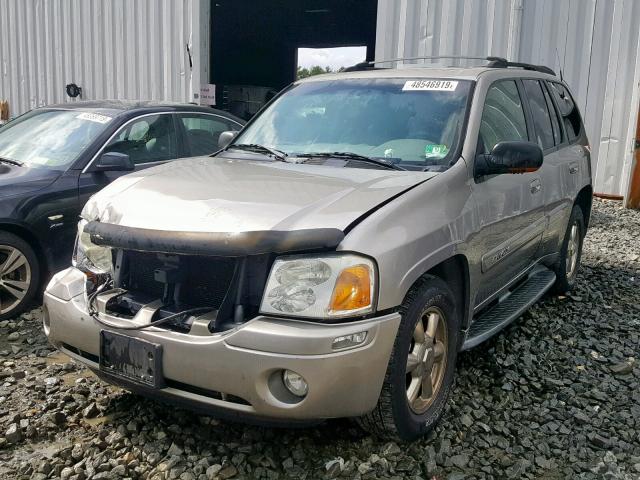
[471,79,546,307]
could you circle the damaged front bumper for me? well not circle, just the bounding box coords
[43,267,401,422]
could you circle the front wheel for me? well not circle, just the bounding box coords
[0,232,40,320]
[358,275,459,440]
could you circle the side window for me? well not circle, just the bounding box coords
[180,114,239,156]
[522,80,555,150]
[548,82,581,142]
[104,114,177,164]
[542,83,563,145]
[479,80,528,153]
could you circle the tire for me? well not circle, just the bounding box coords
[552,205,585,295]
[0,232,40,320]
[358,275,460,440]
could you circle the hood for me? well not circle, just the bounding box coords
[83,156,435,233]
[0,164,61,198]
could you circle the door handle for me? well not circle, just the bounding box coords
[530,179,541,194]
[569,162,579,174]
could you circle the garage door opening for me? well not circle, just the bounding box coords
[210,0,377,120]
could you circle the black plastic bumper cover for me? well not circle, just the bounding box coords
[85,221,344,256]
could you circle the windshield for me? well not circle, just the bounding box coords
[0,109,113,170]
[234,78,472,169]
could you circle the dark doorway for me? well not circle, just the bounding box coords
[210,0,378,119]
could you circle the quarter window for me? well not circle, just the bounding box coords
[522,80,555,150]
[548,82,581,142]
[104,114,177,164]
[180,114,240,156]
[479,80,528,153]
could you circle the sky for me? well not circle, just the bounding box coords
[297,46,367,71]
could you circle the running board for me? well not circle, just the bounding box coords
[461,266,556,350]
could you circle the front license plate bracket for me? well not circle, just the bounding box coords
[100,330,164,388]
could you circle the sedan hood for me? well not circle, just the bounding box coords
[0,164,61,198]
[83,156,435,233]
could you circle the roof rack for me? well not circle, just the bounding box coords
[485,56,556,76]
[343,55,556,76]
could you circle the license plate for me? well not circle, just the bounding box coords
[100,331,163,388]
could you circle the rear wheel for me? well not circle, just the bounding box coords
[0,232,40,320]
[553,205,585,294]
[358,275,459,440]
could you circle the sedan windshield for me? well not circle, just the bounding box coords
[233,78,472,169]
[0,110,113,170]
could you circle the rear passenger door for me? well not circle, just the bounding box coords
[471,79,546,306]
[178,113,242,157]
[522,79,582,256]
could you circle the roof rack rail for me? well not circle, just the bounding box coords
[343,55,556,76]
[486,56,556,76]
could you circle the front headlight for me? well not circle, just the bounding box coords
[72,219,113,275]
[259,254,376,319]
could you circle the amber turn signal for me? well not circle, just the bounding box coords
[329,264,372,313]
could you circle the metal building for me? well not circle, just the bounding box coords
[1,0,639,202]
[376,0,640,202]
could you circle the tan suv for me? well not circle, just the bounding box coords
[43,57,592,440]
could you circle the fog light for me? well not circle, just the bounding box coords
[282,370,308,397]
[332,331,367,350]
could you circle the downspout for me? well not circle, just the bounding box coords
[507,0,524,61]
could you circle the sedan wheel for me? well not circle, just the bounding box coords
[405,306,448,414]
[0,245,32,316]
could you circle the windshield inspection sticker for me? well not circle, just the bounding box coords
[425,144,449,159]
[77,112,112,124]
[403,80,458,91]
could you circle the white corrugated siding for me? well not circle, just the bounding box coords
[376,0,640,198]
[0,0,203,116]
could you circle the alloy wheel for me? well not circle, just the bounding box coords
[405,306,448,414]
[566,222,580,279]
[0,245,31,315]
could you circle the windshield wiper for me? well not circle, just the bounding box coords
[0,156,24,167]
[294,152,405,171]
[227,143,288,162]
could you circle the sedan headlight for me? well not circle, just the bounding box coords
[260,254,376,319]
[72,219,113,275]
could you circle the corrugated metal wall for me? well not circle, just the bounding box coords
[0,0,202,116]
[376,0,640,198]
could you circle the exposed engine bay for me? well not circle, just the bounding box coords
[87,249,272,334]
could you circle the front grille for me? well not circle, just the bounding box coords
[121,250,236,309]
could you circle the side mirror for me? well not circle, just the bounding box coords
[92,152,135,172]
[218,130,238,149]
[475,141,543,177]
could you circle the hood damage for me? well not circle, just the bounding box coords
[82,156,435,239]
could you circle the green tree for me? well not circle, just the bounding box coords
[297,65,339,80]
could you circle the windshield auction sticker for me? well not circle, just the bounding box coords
[77,112,112,124]
[402,80,458,91]
[425,144,449,158]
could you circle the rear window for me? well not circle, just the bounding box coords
[522,80,555,150]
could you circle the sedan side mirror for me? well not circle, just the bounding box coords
[218,131,238,149]
[92,152,135,172]
[475,141,543,177]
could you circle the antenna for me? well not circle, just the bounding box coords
[555,48,564,82]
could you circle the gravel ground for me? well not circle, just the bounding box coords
[0,198,638,480]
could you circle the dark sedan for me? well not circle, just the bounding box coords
[0,101,244,319]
